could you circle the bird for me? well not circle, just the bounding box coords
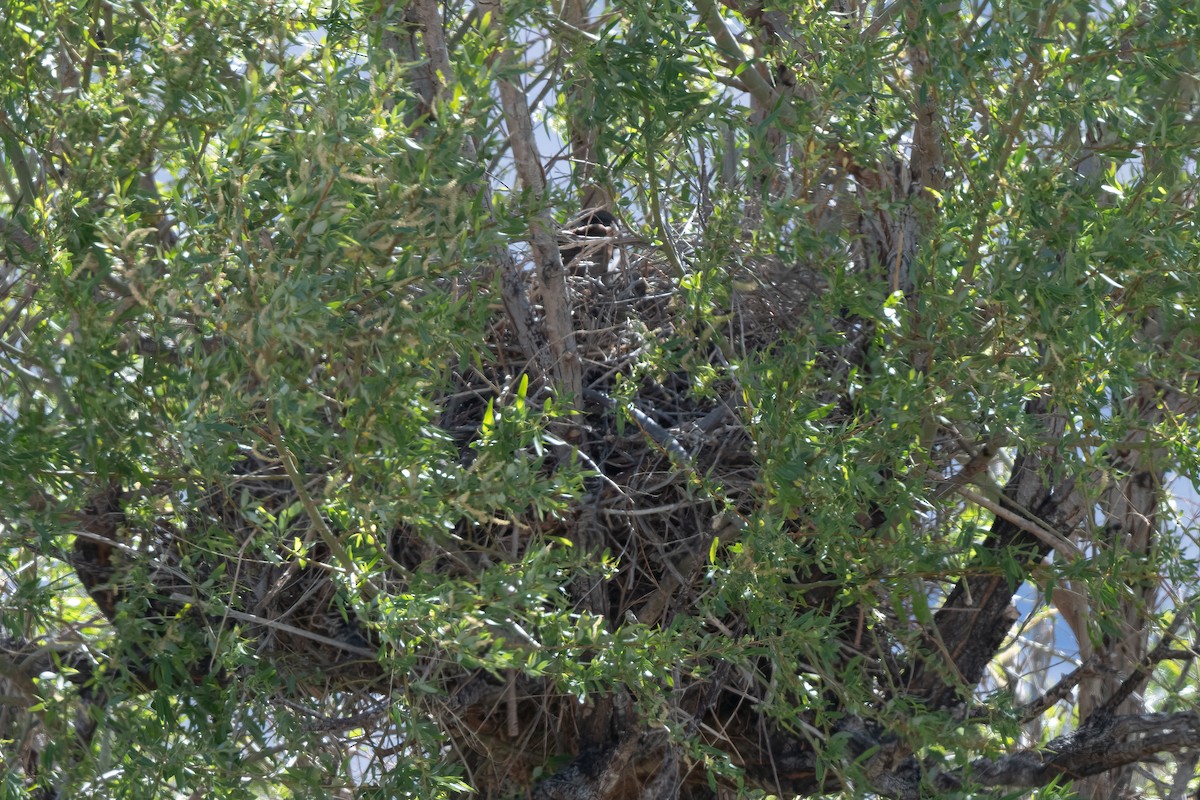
[559,208,618,276]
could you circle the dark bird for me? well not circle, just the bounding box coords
[560,208,617,275]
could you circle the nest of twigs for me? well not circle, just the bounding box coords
[64,241,816,795]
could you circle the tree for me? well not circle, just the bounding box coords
[2,0,1199,798]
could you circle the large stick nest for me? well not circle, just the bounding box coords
[62,242,827,796]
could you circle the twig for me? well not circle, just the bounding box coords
[166,593,376,659]
[584,388,691,465]
[262,401,380,600]
[948,480,1083,561]
[1091,597,1198,721]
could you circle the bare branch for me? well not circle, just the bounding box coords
[480,0,582,402]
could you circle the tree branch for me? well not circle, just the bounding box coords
[480,0,582,402]
[961,713,1200,790]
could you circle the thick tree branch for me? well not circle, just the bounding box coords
[695,0,790,123]
[387,0,551,382]
[960,712,1200,790]
[906,399,1087,708]
[480,0,582,402]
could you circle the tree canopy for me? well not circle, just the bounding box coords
[2,0,1200,798]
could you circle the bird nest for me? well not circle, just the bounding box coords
[57,242,817,794]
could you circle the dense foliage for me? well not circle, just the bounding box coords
[2,0,1199,798]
